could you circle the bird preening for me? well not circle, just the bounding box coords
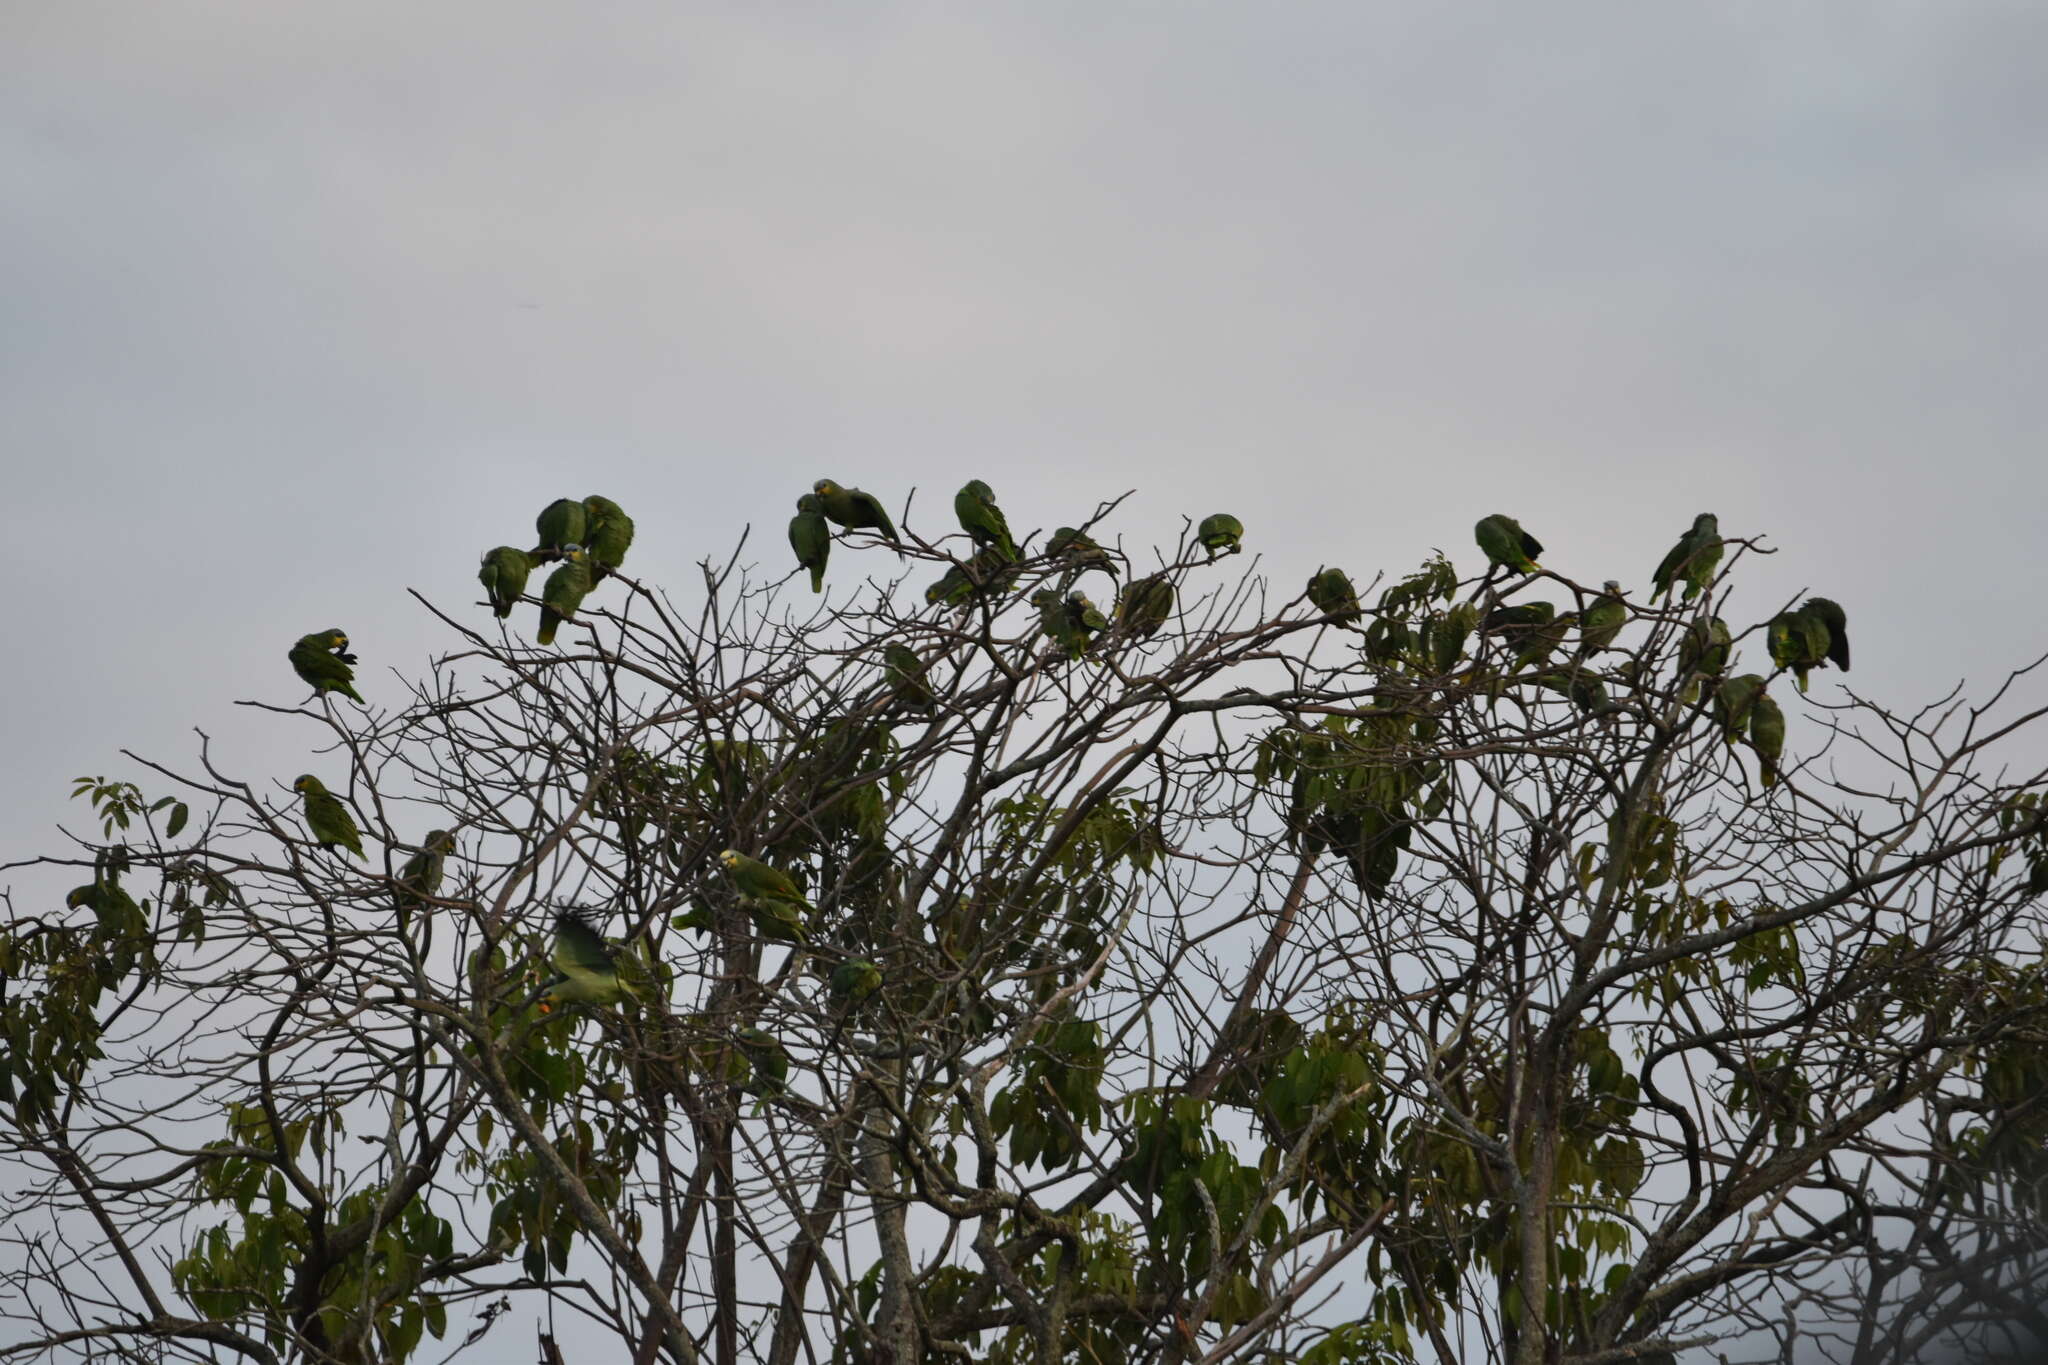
[289,629,364,705]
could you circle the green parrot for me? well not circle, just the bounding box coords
[1474,514,1543,575]
[813,479,900,549]
[66,881,144,936]
[736,1025,790,1096]
[582,496,635,580]
[1117,574,1175,640]
[537,548,594,647]
[1035,589,1104,659]
[954,480,1018,561]
[1800,597,1850,673]
[1481,601,1556,637]
[1767,606,1833,693]
[396,829,454,920]
[1750,692,1786,788]
[293,775,364,859]
[789,493,831,593]
[478,547,534,619]
[1307,567,1362,624]
[1197,513,1244,555]
[926,564,973,607]
[883,643,935,711]
[1537,671,1611,716]
[1046,526,1117,579]
[830,958,884,1004]
[720,849,811,942]
[1650,514,1722,603]
[548,910,638,1006]
[1714,674,1767,747]
[1576,582,1628,659]
[1482,602,1561,674]
[1676,616,1734,702]
[289,629,364,704]
[532,498,589,564]
[925,550,1019,607]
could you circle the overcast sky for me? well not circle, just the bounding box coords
[6,1,2047,888]
[7,5,2048,1360]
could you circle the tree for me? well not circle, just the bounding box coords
[4,493,2048,1365]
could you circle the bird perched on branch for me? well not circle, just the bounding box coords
[1474,514,1543,575]
[813,479,900,550]
[289,630,364,704]
[954,480,1018,562]
[293,775,363,859]
[1650,514,1722,603]
[547,910,638,1007]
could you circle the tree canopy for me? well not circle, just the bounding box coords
[5,488,2048,1365]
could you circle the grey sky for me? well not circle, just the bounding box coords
[6,3,2046,887]
[7,6,2048,1359]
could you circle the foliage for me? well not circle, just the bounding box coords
[4,494,2048,1365]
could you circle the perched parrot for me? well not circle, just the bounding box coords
[582,496,635,580]
[1576,583,1628,659]
[789,494,831,593]
[1767,607,1833,693]
[293,775,364,859]
[1117,574,1175,641]
[66,881,143,935]
[396,829,454,920]
[537,548,594,647]
[1482,602,1561,673]
[1197,513,1244,555]
[548,910,638,1006]
[954,480,1018,561]
[1474,515,1543,575]
[736,1026,789,1096]
[1714,674,1767,746]
[883,644,935,711]
[532,499,588,564]
[813,479,900,549]
[1046,526,1117,579]
[1677,616,1734,702]
[1750,692,1787,787]
[1481,601,1556,637]
[1800,597,1850,672]
[720,849,811,942]
[1307,568,1362,624]
[1537,671,1611,716]
[1650,514,1723,603]
[1035,589,1104,659]
[830,958,884,1004]
[926,564,973,607]
[478,548,534,619]
[925,550,1018,607]
[289,630,364,704]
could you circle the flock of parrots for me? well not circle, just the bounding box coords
[260,491,1848,1045]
